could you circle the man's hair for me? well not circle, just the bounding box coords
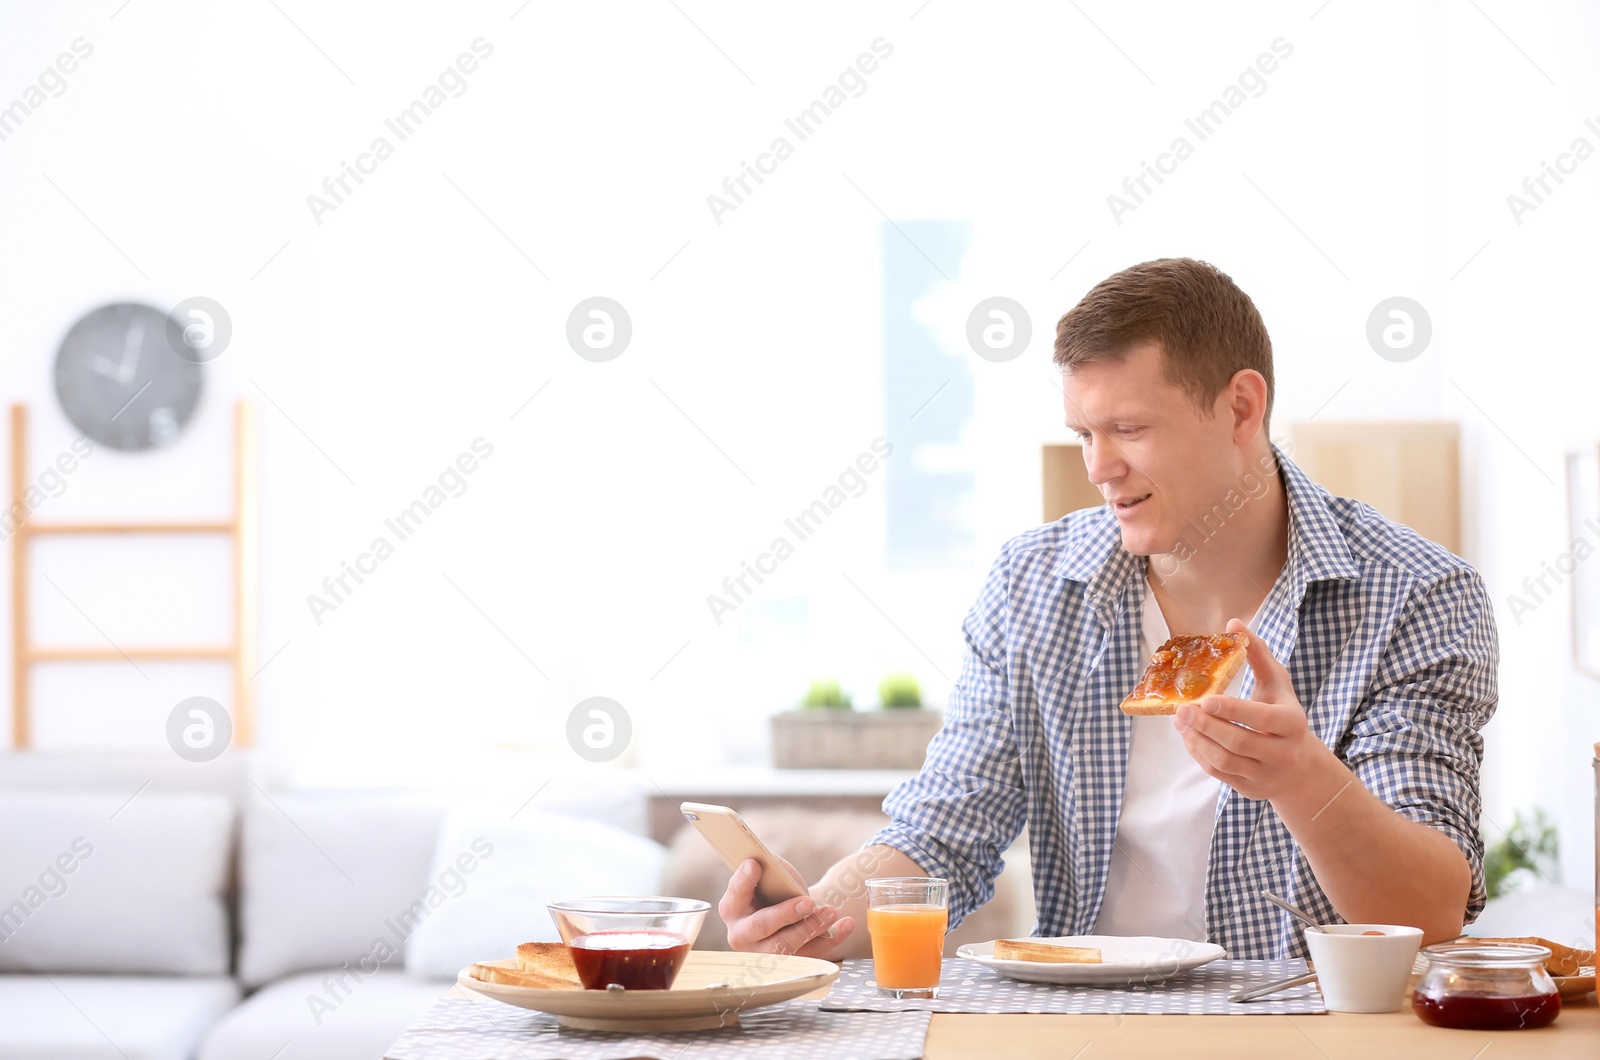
[1052,258,1274,434]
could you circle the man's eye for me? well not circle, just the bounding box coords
[1116,427,1143,438]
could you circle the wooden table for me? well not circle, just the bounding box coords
[434,983,1596,1058]
[923,998,1598,1058]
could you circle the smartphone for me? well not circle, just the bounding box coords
[679,801,812,908]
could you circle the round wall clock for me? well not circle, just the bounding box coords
[54,302,203,451]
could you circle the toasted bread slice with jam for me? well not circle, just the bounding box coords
[1120,632,1250,716]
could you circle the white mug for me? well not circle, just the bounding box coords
[1303,924,1423,1013]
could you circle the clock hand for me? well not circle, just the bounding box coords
[118,319,144,385]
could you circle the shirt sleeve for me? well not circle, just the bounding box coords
[866,545,1030,928]
[1340,565,1499,926]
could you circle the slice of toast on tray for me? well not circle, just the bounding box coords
[467,941,582,990]
[469,961,582,990]
[516,941,580,979]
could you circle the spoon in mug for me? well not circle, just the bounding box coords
[1261,890,1328,934]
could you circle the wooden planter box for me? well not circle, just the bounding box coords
[769,709,944,770]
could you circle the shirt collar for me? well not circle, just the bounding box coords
[1275,441,1360,585]
[1048,441,1360,594]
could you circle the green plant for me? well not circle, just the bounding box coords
[799,678,852,709]
[877,672,922,709]
[1483,807,1559,899]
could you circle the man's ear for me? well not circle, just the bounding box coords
[1226,369,1269,443]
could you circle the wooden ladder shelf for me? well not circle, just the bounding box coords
[9,401,257,748]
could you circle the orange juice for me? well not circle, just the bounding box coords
[867,903,948,988]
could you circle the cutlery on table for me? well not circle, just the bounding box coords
[1232,892,1326,1004]
[1230,970,1319,1003]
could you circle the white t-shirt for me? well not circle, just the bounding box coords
[1091,583,1260,941]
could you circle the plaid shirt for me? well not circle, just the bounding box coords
[870,443,1497,959]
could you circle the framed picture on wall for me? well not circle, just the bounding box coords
[1568,446,1600,680]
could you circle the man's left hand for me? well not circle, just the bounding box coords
[1174,618,1322,801]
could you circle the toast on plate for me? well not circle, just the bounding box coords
[993,939,1103,964]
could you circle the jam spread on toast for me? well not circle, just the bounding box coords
[1127,632,1248,704]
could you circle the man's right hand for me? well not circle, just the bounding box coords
[720,856,858,960]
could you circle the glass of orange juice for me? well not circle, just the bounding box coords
[866,876,948,999]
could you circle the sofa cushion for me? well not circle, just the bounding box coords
[0,791,232,974]
[197,970,444,1060]
[0,974,238,1060]
[0,750,255,801]
[404,807,669,979]
[238,792,447,988]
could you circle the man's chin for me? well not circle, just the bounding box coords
[1119,523,1189,557]
[1116,528,1167,558]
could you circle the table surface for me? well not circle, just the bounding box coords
[923,1000,1597,1058]
[438,983,1596,1058]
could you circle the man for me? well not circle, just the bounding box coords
[724,258,1496,961]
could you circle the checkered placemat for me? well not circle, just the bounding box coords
[819,958,1325,1015]
[384,995,930,1060]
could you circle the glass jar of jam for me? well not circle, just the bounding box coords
[1412,942,1560,1030]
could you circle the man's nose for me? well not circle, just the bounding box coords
[1083,438,1124,486]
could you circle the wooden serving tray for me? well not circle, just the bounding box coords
[457,950,840,1032]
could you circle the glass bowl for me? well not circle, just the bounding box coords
[1412,941,1561,1030]
[547,896,710,991]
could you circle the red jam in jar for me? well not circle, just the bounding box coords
[1411,942,1560,1030]
[1413,991,1561,1030]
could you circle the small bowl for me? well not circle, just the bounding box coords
[548,896,710,991]
[1304,924,1423,1012]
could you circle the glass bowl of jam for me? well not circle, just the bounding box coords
[548,896,709,991]
[1412,942,1561,1030]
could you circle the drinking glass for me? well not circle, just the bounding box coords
[865,877,948,999]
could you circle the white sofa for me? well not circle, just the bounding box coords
[0,752,667,1060]
[0,751,1036,1059]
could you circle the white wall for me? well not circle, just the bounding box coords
[1,1,1597,885]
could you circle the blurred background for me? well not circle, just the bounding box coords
[0,0,1597,1052]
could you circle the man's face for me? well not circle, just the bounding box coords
[1061,341,1244,557]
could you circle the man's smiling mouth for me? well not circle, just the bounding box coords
[1111,493,1151,512]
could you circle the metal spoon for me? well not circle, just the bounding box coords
[1261,890,1328,934]
[1230,969,1318,1003]
[1230,893,1326,1002]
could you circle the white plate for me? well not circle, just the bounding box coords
[457,952,840,1031]
[957,935,1226,986]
